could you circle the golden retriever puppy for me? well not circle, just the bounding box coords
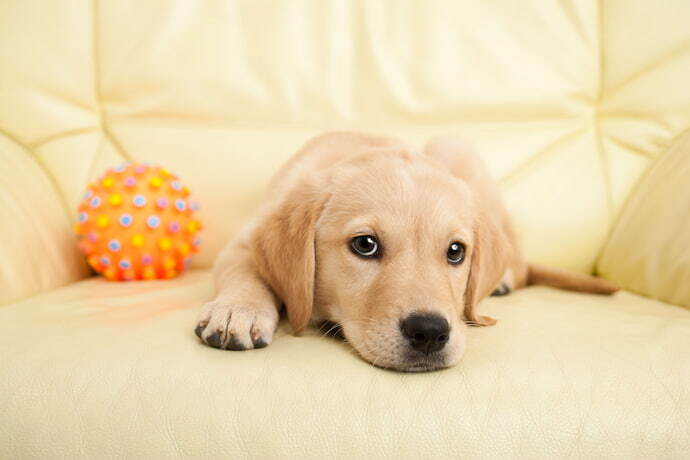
[194,132,617,371]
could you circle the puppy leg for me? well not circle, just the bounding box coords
[490,283,511,296]
[195,242,280,350]
[490,269,517,296]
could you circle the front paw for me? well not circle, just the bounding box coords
[194,299,278,350]
[490,282,511,297]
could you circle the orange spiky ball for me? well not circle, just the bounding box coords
[75,163,202,281]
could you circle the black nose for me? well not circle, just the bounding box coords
[400,313,450,355]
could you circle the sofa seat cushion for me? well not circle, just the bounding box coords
[1,271,689,458]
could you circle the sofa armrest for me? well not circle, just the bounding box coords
[598,129,690,308]
[0,133,89,305]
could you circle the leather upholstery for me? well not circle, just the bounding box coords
[1,271,689,458]
[1,1,690,457]
[599,129,690,308]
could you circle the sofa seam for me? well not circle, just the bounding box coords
[27,126,101,150]
[24,125,125,155]
[498,125,588,188]
[603,134,655,159]
[595,0,614,221]
[92,0,133,163]
[0,126,74,220]
[594,126,690,275]
[602,37,690,102]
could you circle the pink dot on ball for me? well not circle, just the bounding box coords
[156,198,168,209]
[141,255,153,265]
[78,241,91,254]
[168,221,180,233]
[124,177,137,187]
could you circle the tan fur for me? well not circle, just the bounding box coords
[195,132,618,371]
[252,176,329,334]
[527,263,619,294]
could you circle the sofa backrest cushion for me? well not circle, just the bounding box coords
[1,1,690,300]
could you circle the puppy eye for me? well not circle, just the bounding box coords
[350,235,380,258]
[447,242,465,265]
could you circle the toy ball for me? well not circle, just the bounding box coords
[75,162,202,281]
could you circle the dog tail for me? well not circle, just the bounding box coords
[527,263,619,295]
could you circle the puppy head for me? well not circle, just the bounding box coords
[254,147,507,372]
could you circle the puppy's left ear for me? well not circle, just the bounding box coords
[424,137,507,327]
[463,218,508,327]
[251,176,329,335]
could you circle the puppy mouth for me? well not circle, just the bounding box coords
[320,321,452,372]
[397,352,449,372]
[365,348,450,373]
[362,354,449,373]
[318,321,346,340]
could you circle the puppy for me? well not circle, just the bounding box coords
[194,132,617,372]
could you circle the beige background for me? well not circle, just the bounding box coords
[1,1,689,458]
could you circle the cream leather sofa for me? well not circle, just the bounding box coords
[2,1,690,458]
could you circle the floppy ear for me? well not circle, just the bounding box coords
[463,214,509,326]
[423,137,508,327]
[251,176,329,335]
